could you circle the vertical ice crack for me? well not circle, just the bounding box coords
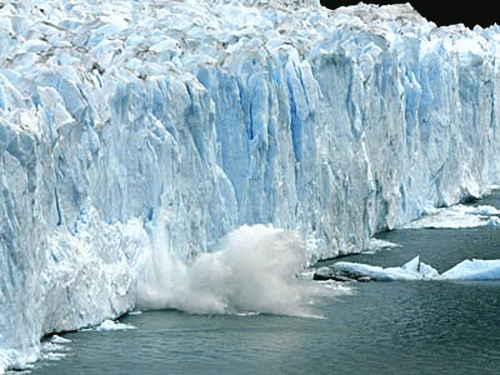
[54,188,62,226]
[287,72,302,162]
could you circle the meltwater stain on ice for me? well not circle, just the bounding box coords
[138,224,337,317]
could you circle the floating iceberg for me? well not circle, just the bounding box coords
[325,256,439,281]
[321,256,500,282]
[93,320,137,331]
[440,259,500,280]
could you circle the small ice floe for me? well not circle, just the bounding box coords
[363,238,401,254]
[235,311,261,317]
[94,319,137,331]
[324,256,438,282]
[127,310,142,316]
[50,335,71,344]
[314,256,500,282]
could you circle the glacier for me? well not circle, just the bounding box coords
[2,0,500,371]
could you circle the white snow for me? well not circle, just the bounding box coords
[2,0,500,371]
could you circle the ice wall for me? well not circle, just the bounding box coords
[2,0,500,370]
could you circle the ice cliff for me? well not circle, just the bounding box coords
[2,0,500,370]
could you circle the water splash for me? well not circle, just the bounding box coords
[138,224,336,317]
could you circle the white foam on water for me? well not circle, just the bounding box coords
[127,311,143,316]
[38,334,73,364]
[235,311,261,317]
[40,343,67,353]
[138,223,346,317]
[40,352,68,362]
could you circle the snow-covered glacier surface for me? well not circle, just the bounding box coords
[3,0,500,370]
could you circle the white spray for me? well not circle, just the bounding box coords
[137,223,336,317]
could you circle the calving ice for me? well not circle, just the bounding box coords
[2,0,500,371]
[138,223,333,317]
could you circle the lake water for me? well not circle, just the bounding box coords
[30,195,500,375]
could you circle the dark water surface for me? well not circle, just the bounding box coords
[32,196,500,375]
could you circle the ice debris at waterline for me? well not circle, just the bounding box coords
[5,0,500,371]
[138,224,340,317]
[78,319,137,332]
[403,204,500,229]
[39,335,72,363]
[315,256,500,282]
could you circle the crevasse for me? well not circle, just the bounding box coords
[1,0,500,371]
